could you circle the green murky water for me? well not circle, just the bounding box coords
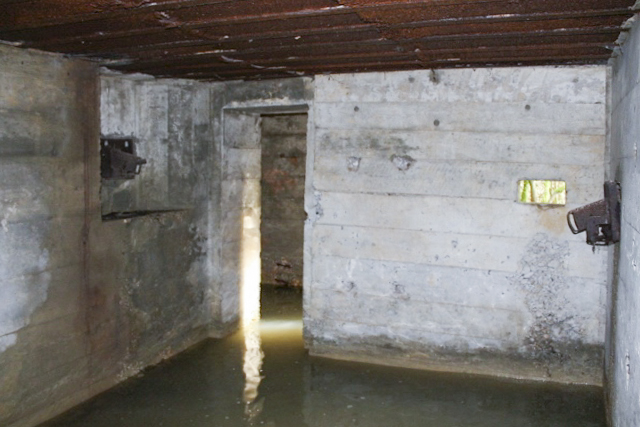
[40,287,606,427]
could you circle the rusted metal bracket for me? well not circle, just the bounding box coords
[100,137,147,180]
[567,181,621,246]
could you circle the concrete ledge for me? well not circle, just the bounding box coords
[308,340,604,387]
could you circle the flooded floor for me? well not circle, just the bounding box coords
[40,287,606,427]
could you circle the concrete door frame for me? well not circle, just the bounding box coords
[219,102,313,329]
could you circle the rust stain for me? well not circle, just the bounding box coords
[0,0,634,80]
[263,169,297,194]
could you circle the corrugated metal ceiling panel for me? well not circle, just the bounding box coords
[0,0,636,80]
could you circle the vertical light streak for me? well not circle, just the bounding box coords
[240,209,263,420]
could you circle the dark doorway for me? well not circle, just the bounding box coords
[259,113,307,290]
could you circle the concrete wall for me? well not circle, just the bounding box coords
[0,46,216,427]
[100,75,211,214]
[305,67,609,384]
[260,114,307,287]
[608,14,640,427]
[96,76,214,372]
[0,46,99,427]
[210,70,609,385]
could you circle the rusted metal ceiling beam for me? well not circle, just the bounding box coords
[94,26,622,65]
[379,15,629,40]
[150,48,611,75]
[2,0,632,32]
[28,21,379,52]
[93,24,627,70]
[0,0,235,31]
[12,12,628,63]
[165,53,610,81]
[385,8,631,31]
[340,0,634,14]
[0,1,344,33]
[415,45,612,63]
[111,40,613,76]
[8,5,629,51]
[53,28,384,59]
[345,0,634,23]
[423,54,613,67]
[86,22,630,79]
[1,4,358,44]
[0,0,634,81]
[115,50,418,75]
[193,59,611,80]
[92,26,626,78]
[106,39,392,65]
[110,40,405,70]
[163,58,424,78]
[408,39,618,58]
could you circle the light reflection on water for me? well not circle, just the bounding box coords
[39,288,606,427]
[242,320,264,421]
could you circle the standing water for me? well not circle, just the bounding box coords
[39,287,606,427]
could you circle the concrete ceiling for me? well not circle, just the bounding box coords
[0,0,637,81]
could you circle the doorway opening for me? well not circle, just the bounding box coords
[259,113,307,319]
[221,106,308,329]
